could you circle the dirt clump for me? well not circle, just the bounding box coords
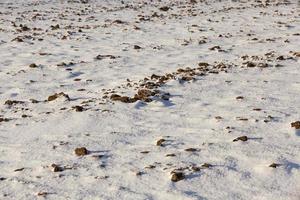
[233,136,248,142]
[48,92,70,101]
[75,147,89,156]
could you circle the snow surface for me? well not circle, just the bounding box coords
[0,0,299,199]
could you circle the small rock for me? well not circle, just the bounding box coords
[161,94,170,101]
[113,19,126,24]
[4,100,24,106]
[73,105,84,112]
[51,164,64,172]
[184,148,199,152]
[156,139,166,146]
[276,55,285,60]
[171,172,185,182]
[37,192,48,197]
[269,163,281,168]
[95,175,109,179]
[198,62,209,67]
[74,147,88,156]
[166,153,176,157]
[181,76,194,82]
[47,92,70,101]
[136,171,144,176]
[159,6,170,12]
[29,63,38,68]
[133,45,142,50]
[291,121,300,129]
[246,62,256,68]
[236,117,248,121]
[201,163,212,168]
[253,108,262,111]
[14,168,25,172]
[0,118,11,122]
[95,54,116,60]
[110,94,137,103]
[233,136,248,142]
[191,166,201,171]
[30,99,39,103]
[145,165,156,169]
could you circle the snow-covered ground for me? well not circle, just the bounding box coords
[0,0,299,199]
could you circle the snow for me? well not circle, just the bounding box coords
[0,0,299,199]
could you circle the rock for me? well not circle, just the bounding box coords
[47,92,70,101]
[51,164,64,172]
[184,148,199,152]
[57,62,67,66]
[30,99,39,103]
[291,121,300,129]
[156,139,166,146]
[161,94,170,101]
[257,63,268,68]
[29,63,38,68]
[95,175,109,179]
[95,54,116,60]
[134,89,155,101]
[166,153,176,157]
[246,62,256,67]
[269,163,280,168]
[151,74,161,80]
[159,6,170,12]
[198,62,209,67]
[201,163,212,168]
[14,168,25,172]
[171,172,184,182]
[50,24,60,30]
[110,94,137,103]
[236,117,248,121]
[37,192,48,197]
[293,52,300,57]
[236,96,244,100]
[233,136,248,142]
[136,171,144,176]
[145,165,156,169]
[0,118,11,122]
[191,166,201,171]
[21,25,30,31]
[73,105,84,112]
[75,147,88,156]
[0,177,6,181]
[209,46,221,51]
[113,19,126,24]
[4,100,24,106]
[133,45,142,49]
[140,151,150,154]
[181,76,194,82]
[137,89,154,98]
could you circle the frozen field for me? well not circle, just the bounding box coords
[0,0,299,199]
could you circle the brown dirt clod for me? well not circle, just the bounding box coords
[233,136,248,142]
[156,139,166,146]
[171,172,185,182]
[291,121,300,129]
[75,147,89,156]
